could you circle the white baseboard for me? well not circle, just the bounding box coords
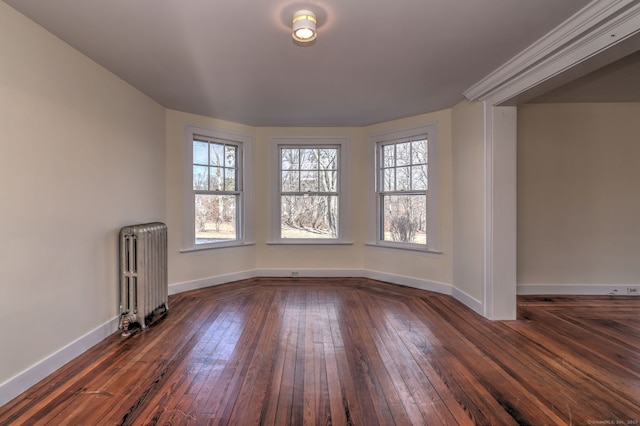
[254,268,365,278]
[517,283,640,296]
[364,269,453,295]
[451,287,484,316]
[168,270,256,295]
[0,316,119,407]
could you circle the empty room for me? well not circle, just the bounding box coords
[1,0,639,424]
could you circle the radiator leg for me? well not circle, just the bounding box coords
[121,317,131,337]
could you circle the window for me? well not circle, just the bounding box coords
[184,126,252,250]
[371,124,438,251]
[270,137,349,243]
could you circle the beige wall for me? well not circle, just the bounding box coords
[165,110,257,288]
[167,112,455,285]
[253,127,367,272]
[451,101,485,301]
[363,110,454,287]
[518,103,640,286]
[0,2,165,388]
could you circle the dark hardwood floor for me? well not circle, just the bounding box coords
[1,278,639,425]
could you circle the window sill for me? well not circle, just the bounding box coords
[181,241,255,253]
[267,240,354,246]
[365,242,442,254]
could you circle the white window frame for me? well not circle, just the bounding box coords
[183,125,253,251]
[269,137,351,245]
[368,123,439,252]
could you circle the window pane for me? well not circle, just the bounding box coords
[300,149,318,170]
[412,164,428,190]
[381,194,426,244]
[225,168,237,191]
[412,140,427,164]
[209,167,223,190]
[300,170,318,192]
[193,141,209,165]
[396,166,411,191]
[319,168,337,192]
[319,148,337,169]
[281,195,338,239]
[281,170,299,192]
[209,143,224,166]
[383,168,395,191]
[225,145,237,167]
[396,142,411,166]
[195,194,238,243]
[383,144,395,167]
[193,165,208,190]
[281,149,299,170]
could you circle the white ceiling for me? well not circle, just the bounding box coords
[3,0,591,126]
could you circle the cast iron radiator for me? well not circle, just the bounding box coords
[118,222,168,333]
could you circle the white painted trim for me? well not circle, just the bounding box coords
[172,268,453,296]
[464,0,640,104]
[366,122,440,252]
[518,284,640,296]
[0,317,119,407]
[482,105,518,321]
[171,269,454,294]
[363,270,453,295]
[482,102,494,318]
[255,268,365,278]
[182,125,254,251]
[452,287,484,317]
[268,136,351,244]
[168,270,256,295]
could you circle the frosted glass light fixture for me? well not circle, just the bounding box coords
[292,10,317,43]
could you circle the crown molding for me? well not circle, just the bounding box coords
[464,0,640,105]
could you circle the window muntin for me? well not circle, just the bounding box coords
[378,138,428,246]
[192,137,242,245]
[279,146,340,239]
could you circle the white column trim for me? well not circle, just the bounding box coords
[482,102,494,318]
[483,105,517,320]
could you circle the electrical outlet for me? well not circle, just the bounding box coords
[627,287,639,295]
[291,271,299,278]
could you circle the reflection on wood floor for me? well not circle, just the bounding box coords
[1,278,639,425]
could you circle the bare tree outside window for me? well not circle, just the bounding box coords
[379,139,428,245]
[280,147,339,239]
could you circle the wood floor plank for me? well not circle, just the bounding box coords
[258,288,293,425]
[318,291,349,426]
[323,289,363,425]
[392,297,522,425]
[140,301,242,424]
[364,293,462,425]
[506,305,640,422]
[273,288,305,425]
[363,297,432,424]
[420,296,570,425]
[338,288,400,425]
[225,288,283,425]
[1,279,639,425]
[122,298,237,424]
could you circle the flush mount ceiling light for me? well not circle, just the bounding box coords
[292,9,317,43]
